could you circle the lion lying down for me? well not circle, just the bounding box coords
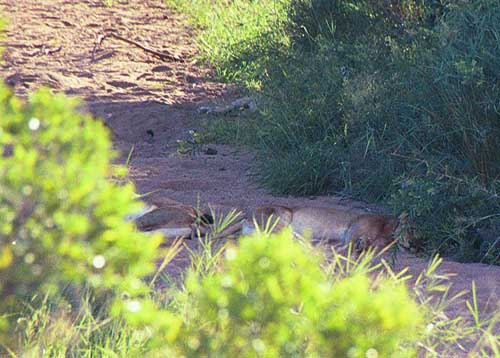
[128,199,409,251]
[243,205,409,251]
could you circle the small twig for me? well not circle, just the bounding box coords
[44,46,62,55]
[91,31,183,63]
[26,49,42,57]
[26,45,62,57]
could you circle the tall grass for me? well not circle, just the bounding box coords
[169,0,500,264]
[167,0,290,86]
[10,294,149,357]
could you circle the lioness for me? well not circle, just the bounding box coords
[243,205,406,250]
[128,199,409,250]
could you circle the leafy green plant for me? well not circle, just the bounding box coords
[426,0,500,184]
[377,0,500,262]
[287,0,426,49]
[389,172,500,263]
[176,130,204,156]
[0,84,161,339]
[13,293,149,358]
[163,229,423,357]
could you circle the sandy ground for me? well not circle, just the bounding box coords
[2,0,500,351]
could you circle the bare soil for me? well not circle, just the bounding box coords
[2,0,500,344]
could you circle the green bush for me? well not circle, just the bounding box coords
[379,0,500,262]
[14,293,149,357]
[425,0,500,183]
[0,85,161,337]
[164,229,422,357]
[251,44,348,195]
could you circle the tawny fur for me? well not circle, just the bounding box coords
[129,198,235,239]
[247,205,399,250]
[128,199,402,248]
[128,197,204,238]
[134,205,196,232]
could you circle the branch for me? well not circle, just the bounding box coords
[91,31,183,63]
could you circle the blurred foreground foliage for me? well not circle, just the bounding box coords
[162,230,422,357]
[0,84,162,338]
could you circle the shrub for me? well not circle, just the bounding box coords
[14,293,149,357]
[389,172,500,263]
[380,0,500,262]
[251,44,348,195]
[425,0,500,183]
[164,229,422,357]
[0,85,161,338]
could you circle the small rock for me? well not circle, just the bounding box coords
[204,147,218,155]
[185,75,197,83]
[147,129,155,142]
[76,71,94,78]
[229,97,257,113]
[247,100,257,112]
